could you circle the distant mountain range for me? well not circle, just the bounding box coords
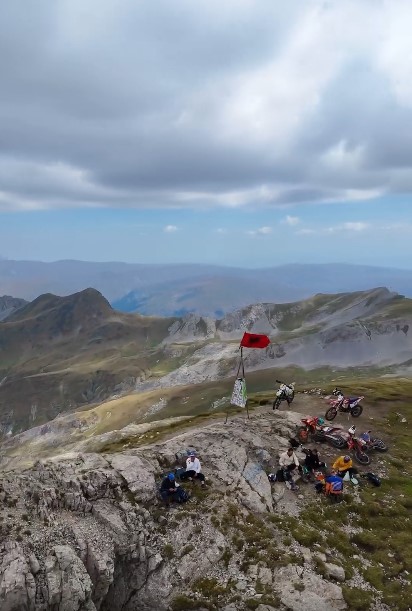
[2,259,412,316]
[1,285,412,436]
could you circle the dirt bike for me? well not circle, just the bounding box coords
[296,417,346,448]
[346,432,370,465]
[325,388,364,420]
[341,427,388,454]
[272,380,295,410]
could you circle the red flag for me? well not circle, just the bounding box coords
[240,332,270,349]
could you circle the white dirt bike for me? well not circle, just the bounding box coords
[272,380,295,410]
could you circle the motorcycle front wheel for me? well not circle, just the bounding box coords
[325,406,338,421]
[351,405,363,418]
[354,450,370,465]
[272,398,281,410]
[372,439,388,452]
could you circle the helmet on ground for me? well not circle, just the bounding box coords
[317,417,325,425]
[343,455,351,463]
[168,473,175,481]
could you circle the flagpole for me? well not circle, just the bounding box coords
[240,345,249,419]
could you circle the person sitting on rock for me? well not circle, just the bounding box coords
[179,452,206,486]
[160,473,188,505]
[279,447,302,490]
[304,448,327,474]
[332,455,358,479]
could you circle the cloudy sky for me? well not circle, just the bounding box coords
[1,0,412,267]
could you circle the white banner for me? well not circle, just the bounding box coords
[231,377,247,408]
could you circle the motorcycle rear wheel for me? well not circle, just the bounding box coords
[351,405,363,418]
[330,435,347,449]
[325,406,338,421]
[354,450,370,465]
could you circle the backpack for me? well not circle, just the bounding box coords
[176,487,190,503]
[365,472,381,487]
[174,467,186,480]
[325,477,343,495]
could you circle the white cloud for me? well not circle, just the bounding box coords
[283,215,300,226]
[247,226,272,236]
[216,228,227,234]
[164,225,178,233]
[342,222,369,232]
[296,221,370,236]
[2,0,412,212]
[295,228,315,235]
[322,140,365,171]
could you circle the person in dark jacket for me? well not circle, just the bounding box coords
[304,448,326,474]
[160,473,187,505]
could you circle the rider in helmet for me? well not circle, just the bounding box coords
[332,455,358,479]
[160,472,187,505]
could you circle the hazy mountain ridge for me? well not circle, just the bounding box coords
[2,259,412,315]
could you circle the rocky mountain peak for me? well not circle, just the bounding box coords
[7,288,112,325]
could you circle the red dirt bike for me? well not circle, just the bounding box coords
[297,417,347,448]
[341,427,388,454]
[325,389,364,421]
[346,431,370,465]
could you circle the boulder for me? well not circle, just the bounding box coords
[45,545,96,611]
[277,565,346,611]
[325,563,346,582]
[107,454,156,502]
[0,542,36,611]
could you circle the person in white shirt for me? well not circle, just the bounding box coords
[180,452,206,486]
[279,447,301,490]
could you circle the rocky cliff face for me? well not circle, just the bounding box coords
[0,410,358,611]
[0,296,27,322]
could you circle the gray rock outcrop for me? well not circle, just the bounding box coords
[0,411,349,610]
